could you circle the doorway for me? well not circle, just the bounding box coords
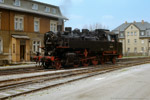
[20,40,26,61]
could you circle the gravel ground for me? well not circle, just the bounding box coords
[12,63,150,100]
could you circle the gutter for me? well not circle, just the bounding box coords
[0,4,68,20]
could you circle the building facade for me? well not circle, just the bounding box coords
[0,0,67,64]
[113,20,150,56]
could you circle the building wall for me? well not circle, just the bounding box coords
[0,8,64,64]
[119,24,149,56]
[0,9,59,33]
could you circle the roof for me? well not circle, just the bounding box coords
[31,0,58,8]
[0,2,68,20]
[113,22,150,32]
[12,35,30,39]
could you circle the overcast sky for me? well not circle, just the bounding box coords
[36,0,150,30]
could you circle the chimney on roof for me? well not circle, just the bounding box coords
[142,20,144,24]
[133,21,136,24]
[125,21,127,24]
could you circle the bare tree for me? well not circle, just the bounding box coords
[83,23,107,31]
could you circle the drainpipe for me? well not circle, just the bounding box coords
[9,10,12,64]
[148,39,149,56]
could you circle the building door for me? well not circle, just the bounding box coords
[20,40,26,61]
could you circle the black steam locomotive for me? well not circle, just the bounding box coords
[34,27,122,69]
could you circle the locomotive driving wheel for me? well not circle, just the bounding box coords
[92,59,99,66]
[112,57,116,64]
[73,59,80,67]
[82,59,89,67]
[55,60,61,70]
[100,57,105,65]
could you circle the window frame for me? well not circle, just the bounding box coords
[131,32,133,36]
[128,39,130,43]
[134,47,137,53]
[14,16,24,31]
[32,4,38,10]
[52,8,57,14]
[32,40,41,53]
[120,33,124,37]
[141,32,145,36]
[45,7,50,13]
[134,32,137,36]
[50,20,57,32]
[141,40,144,44]
[134,39,137,43]
[127,32,130,36]
[14,0,21,6]
[0,0,4,3]
[141,47,144,52]
[127,48,130,52]
[34,18,40,32]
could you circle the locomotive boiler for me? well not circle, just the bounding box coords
[34,27,122,69]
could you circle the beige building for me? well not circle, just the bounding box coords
[0,0,67,65]
[113,20,150,56]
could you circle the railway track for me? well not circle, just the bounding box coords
[0,58,150,100]
[0,57,149,76]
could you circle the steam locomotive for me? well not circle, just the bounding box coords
[34,27,122,69]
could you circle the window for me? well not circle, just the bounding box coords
[131,26,133,29]
[128,39,130,43]
[33,41,41,53]
[32,4,38,10]
[141,47,144,52]
[0,0,4,3]
[52,8,56,14]
[128,48,130,52]
[141,32,144,36]
[147,31,150,36]
[14,0,20,6]
[45,7,50,12]
[141,40,144,44]
[134,47,137,53]
[127,32,130,36]
[34,18,40,32]
[50,20,57,32]
[119,40,122,42]
[120,33,123,37]
[134,39,137,43]
[0,38,3,53]
[131,32,133,36]
[50,23,53,31]
[134,32,137,36]
[14,16,24,30]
